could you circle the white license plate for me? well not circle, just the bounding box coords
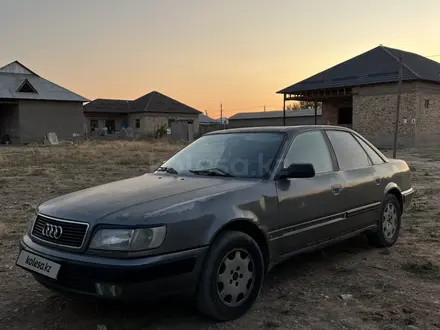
[16,250,61,280]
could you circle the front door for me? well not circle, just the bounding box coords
[273,130,347,256]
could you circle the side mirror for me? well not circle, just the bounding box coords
[276,163,315,180]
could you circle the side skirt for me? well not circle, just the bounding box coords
[271,225,377,268]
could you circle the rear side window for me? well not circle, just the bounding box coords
[354,135,385,165]
[326,130,370,170]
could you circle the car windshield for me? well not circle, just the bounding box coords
[158,132,286,179]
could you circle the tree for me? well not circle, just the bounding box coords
[286,101,322,110]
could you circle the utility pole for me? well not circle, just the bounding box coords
[220,102,225,129]
[283,94,286,126]
[314,101,318,125]
[392,54,403,159]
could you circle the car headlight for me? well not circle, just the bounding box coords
[89,226,166,251]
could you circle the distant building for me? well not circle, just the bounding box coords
[199,113,222,125]
[0,61,88,143]
[228,108,322,129]
[277,45,440,147]
[84,91,201,141]
[198,113,225,135]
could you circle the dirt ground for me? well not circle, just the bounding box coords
[0,140,439,330]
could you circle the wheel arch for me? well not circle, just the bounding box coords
[384,183,404,212]
[209,219,271,274]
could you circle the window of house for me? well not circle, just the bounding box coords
[424,99,430,108]
[105,119,116,134]
[135,119,140,128]
[90,120,98,132]
[326,130,370,170]
[17,79,38,93]
[283,130,334,174]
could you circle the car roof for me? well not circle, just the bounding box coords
[205,125,355,135]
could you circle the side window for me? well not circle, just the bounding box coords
[354,135,385,165]
[283,131,333,174]
[326,130,370,170]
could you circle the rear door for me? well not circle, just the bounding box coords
[273,130,348,255]
[325,130,381,231]
[352,133,389,199]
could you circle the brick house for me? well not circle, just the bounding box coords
[277,45,440,147]
[0,61,88,143]
[84,91,201,141]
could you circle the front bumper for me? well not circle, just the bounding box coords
[18,235,209,300]
[402,187,415,211]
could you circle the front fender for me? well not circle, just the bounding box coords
[384,182,401,196]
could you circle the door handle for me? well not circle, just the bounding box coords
[374,176,382,185]
[331,184,342,195]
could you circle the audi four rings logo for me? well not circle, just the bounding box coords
[42,223,63,239]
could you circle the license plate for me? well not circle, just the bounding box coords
[16,250,61,280]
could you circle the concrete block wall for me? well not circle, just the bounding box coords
[414,82,440,145]
[19,100,85,143]
[351,83,419,148]
[128,112,199,138]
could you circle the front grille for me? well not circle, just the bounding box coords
[32,215,88,248]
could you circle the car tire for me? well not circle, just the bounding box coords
[196,230,265,321]
[367,194,402,247]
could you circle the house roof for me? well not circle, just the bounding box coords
[0,61,89,102]
[277,45,440,94]
[229,108,322,120]
[84,91,201,115]
[83,99,132,113]
[131,91,201,114]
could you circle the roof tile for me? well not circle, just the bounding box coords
[278,46,440,94]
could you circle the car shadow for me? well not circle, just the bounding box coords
[64,235,374,327]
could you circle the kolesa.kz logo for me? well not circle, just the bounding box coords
[25,255,52,273]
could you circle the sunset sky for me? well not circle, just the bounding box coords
[1,0,439,118]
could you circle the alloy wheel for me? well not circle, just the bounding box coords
[216,249,254,307]
[382,202,398,239]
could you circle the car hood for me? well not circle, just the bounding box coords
[37,173,256,222]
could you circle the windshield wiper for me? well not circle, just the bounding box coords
[189,167,234,177]
[156,166,179,174]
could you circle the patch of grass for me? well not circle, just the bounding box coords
[402,261,440,280]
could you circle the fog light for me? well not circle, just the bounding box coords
[95,283,122,297]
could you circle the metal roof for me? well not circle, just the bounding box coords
[0,61,89,102]
[229,108,322,120]
[199,113,222,124]
[85,91,201,115]
[277,45,440,94]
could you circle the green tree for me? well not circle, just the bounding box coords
[286,101,322,110]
